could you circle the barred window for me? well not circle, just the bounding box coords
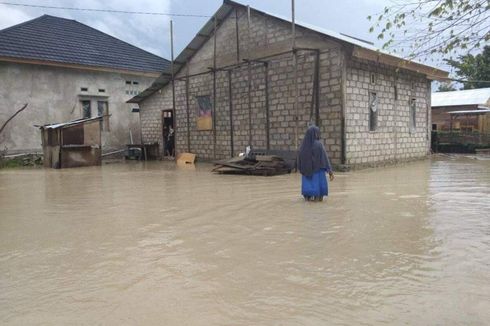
[410,98,416,132]
[369,92,378,131]
[81,100,91,118]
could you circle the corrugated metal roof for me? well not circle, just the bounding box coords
[0,15,170,74]
[448,109,490,115]
[432,88,490,107]
[128,0,448,103]
[39,116,103,129]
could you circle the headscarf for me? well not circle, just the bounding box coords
[297,125,332,177]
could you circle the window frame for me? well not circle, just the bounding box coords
[196,95,213,131]
[409,98,417,133]
[81,100,91,119]
[369,92,378,132]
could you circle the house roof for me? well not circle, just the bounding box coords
[432,88,490,107]
[0,15,170,75]
[128,0,448,104]
[38,116,103,129]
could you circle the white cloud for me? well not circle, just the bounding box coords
[0,0,172,58]
[0,4,35,30]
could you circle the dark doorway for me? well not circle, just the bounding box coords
[162,110,174,157]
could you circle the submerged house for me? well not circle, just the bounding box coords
[431,88,490,133]
[0,15,169,154]
[129,0,448,168]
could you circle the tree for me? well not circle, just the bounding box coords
[436,82,457,92]
[445,46,490,89]
[368,0,490,61]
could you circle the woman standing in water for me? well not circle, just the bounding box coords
[298,125,334,201]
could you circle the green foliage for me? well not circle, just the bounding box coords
[446,46,490,89]
[0,152,43,169]
[436,82,457,92]
[368,0,490,61]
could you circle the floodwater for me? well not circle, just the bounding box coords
[1,156,489,325]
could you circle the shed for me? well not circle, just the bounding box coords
[39,117,102,168]
[431,88,490,132]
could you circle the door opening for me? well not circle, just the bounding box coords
[162,110,174,157]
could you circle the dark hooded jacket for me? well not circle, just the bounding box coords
[298,126,332,177]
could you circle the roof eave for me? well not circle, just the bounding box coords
[0,56,165,77]
[351,47,449,80]
[133,0,449,103]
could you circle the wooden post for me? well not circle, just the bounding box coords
[170,20,176,156]
[265,62,270,151]
[291,0,298,150]
[247,6,252,147]
[228,69,234,156]
[308,50,320,126]
[293,51,299,150]
[247,5,251,57]
[248,62,252,147]
[185,64,191,152]
[235,8,240,64]
[340,50,347,165]
[291,0,296,49]
[213,16,217,159]
[314,51,320,126]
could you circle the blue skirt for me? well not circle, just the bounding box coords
[301,170,328,197]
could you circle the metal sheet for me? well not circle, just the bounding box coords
[432,88,490,107]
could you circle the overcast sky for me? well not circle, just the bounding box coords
[0,0,393,60]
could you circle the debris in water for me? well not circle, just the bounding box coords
[212,154,292,176]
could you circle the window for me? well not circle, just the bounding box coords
[132,81,139,85]
[394,85,398,100]
[98,88,105,93]
[410,98,416,132]
[81,87,88,92]
[97,101,110,131]
[369,92,378,131]
[196,95,213,131]
[125,81,132,85]
[81,100,91,118]
[370,73,376,85]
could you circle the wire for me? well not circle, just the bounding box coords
[0,1,212,18]
[448,78,490,84]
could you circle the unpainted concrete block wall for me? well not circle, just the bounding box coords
[139,5,433,167]
[344,58,431,166]
[140,7,343,163]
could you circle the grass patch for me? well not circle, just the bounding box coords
[0,154,43,169]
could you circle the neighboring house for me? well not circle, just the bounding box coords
[432,88,490,133]
[0,15,170,154]
[129,0,448,168]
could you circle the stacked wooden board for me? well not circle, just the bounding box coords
[212,155,292,176]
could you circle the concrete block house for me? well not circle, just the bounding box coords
[0,15,169,154]
[129,0,448,168]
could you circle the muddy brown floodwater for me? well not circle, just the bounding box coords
[1,156,489,325]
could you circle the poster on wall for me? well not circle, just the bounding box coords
[196,95,213,131]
